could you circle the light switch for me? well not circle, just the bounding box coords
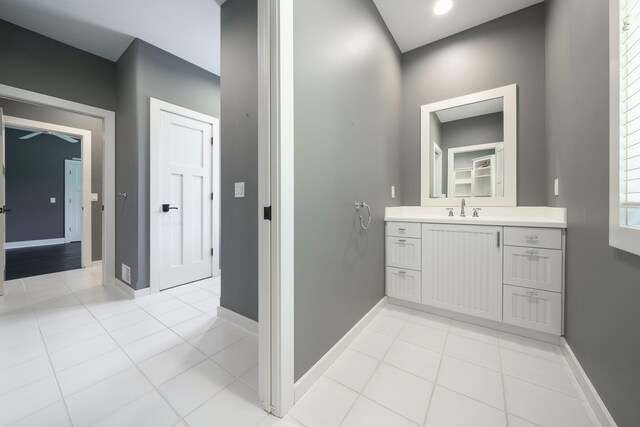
[391,186,396,199]
[91,193,99,202]
[50,198,56,204]
[235,182,245,198]
[554,178,559,196]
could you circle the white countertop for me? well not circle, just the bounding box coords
[385,206,567,228]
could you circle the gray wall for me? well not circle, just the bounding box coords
[0,18,116,111]
[401,4,547,206]
[219,0,259,320]
[115,39,221,290]
[293,0,403,380]
[545,0,640,425]
[0,98,104,260]
[5,129,80,242]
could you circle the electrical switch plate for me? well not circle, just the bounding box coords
[554,178,559,196]
[235,182,245,198]
[91,193,99,202]
[391,186,396,199]
[50,198,56,203]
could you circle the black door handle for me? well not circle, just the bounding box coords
[162,204,179,213]
[0,205,10,214]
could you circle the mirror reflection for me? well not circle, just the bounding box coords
[429,98,505,199]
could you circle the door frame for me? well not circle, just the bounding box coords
[258,0,295,417]
[0,83,117,289]
[4,116,92,268]
[149,97,220,294]
[64,159,83,244]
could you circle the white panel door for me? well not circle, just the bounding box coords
[422,223,503,321]
[0,109,4,296]
[65,159,82,243]
[158,110,213,290]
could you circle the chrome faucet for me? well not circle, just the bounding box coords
[460,199,466,217]
[473,208,482,218]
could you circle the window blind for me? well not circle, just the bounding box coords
[621,0,640,226]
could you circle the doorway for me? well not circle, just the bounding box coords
[149,98,221,293]
[2,116,92,280]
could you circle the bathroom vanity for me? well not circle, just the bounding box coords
[389,84,568,338]
[385,206,567,336]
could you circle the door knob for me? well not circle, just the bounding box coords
[162,204,179,213]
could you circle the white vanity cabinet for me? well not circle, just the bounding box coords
[385,217,566,337]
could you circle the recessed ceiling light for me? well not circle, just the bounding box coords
[433,0,454,16]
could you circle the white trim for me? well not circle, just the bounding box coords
[561,338,618,427]
[257,0,273,414]
[389,297,562,345]
[64,159,82,244]
[609,0,640,255]
[218,306,259,335]
[111,278,151,299]
[294,297,388,402]
[0,83,116,291]
[149,98,220,294]
[4,116,92,268]
[5,238,65,249]
[420,84,517,207]
[92,260,103,268]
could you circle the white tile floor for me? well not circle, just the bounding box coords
[289,304,601,427]
[0,267,295,427]
[1,269,601,427]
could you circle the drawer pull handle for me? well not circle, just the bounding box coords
[398,271,407,275]
[398,239,406,243]
[525,291,538,297]
[526,250,539,256]
[525,234,539,241]
[398,227,406,231]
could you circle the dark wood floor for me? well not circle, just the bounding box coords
[6,242,81,280]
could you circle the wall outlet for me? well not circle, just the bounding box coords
[50,197,56,204]
[235,182,245,198]
[91,193,99,202]
[121,263,132,284]
[554,178,559,196]
[391,185,396,199]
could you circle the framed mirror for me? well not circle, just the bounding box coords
[420,84,517,206]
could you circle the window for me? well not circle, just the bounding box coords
[611,0,640,255]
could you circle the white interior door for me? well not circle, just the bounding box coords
[157,109,213,291]
[65,159,82,243]
[0,109,5,296]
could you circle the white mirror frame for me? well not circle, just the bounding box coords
[420,84,518,206]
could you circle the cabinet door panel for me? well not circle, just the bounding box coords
[386,237,421,270]
[504,246,562,292]
[386,267,421,303]
[503,285,562,335]
[422,224,503,321]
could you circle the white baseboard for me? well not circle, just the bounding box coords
[5,238,65,249]
[294,297,388,402]
[561,338,617,427]
[91,260,103,268]
[110,279,150,299]
[218,306,259,335]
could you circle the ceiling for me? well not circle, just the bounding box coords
[372,0,544,53]
[0,0,221,75]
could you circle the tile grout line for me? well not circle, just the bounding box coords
[20,273,75,427]
[497,331,510,427]
[421,322,451,426]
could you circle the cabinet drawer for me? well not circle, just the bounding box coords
[504,227,562,249]
[386,267,421,303]
[386,222,421,239]
[503,285,562,335]
[386,237,421,270]
[503,246,562,292]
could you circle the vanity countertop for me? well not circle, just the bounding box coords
[385,206,567,228]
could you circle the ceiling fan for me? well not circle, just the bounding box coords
[19,131,79,143]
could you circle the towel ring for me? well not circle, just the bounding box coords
[355,201,372,230]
